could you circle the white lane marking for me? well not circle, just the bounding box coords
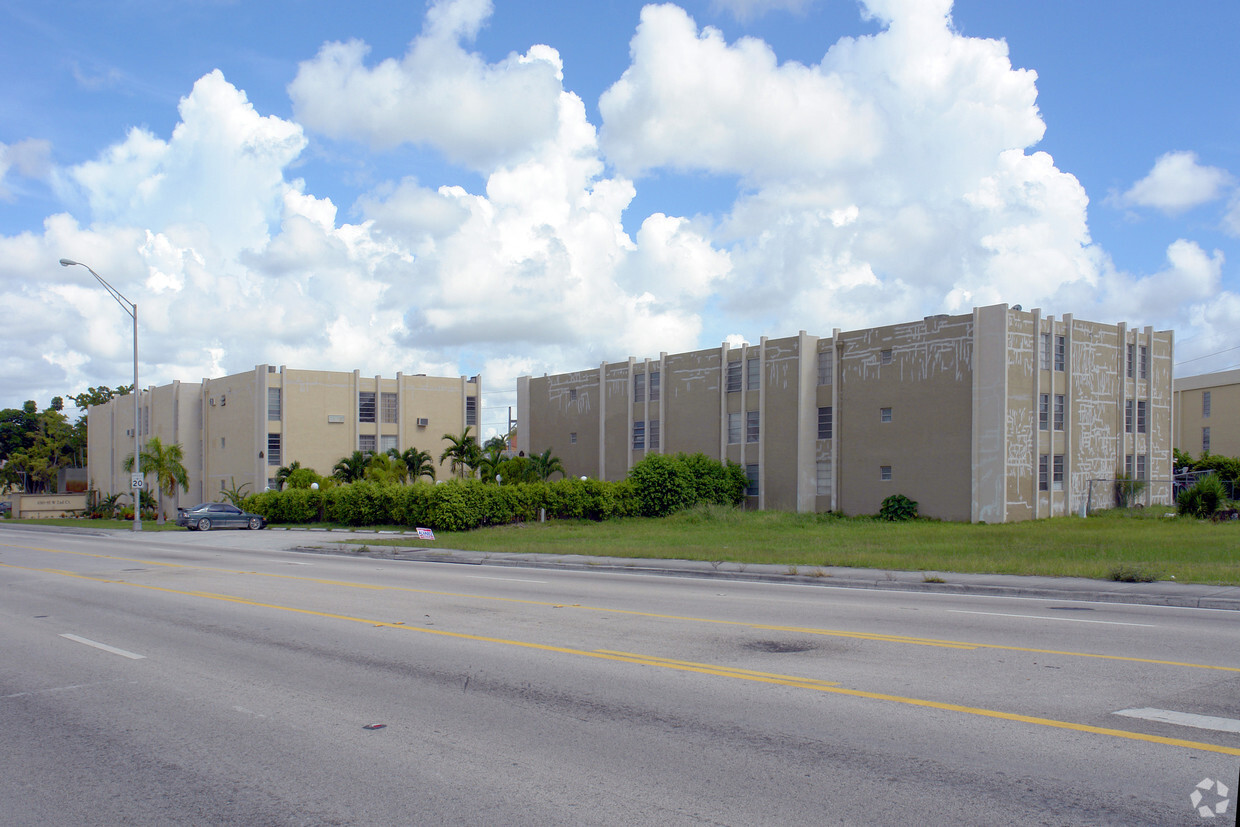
[3,681,114,699]
[1113,708,1240,734]
[59,633,146,659]
[284,561,313,566]
[946,609,1155,627]
[465,575,548,584]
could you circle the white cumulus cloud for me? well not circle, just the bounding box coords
[1119,150,1235,214]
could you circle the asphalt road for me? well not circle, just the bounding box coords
[1,526,1237,825]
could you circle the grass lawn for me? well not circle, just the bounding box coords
[359,506,1240,586]
[8,507,1238,585]
[2,517,186,531]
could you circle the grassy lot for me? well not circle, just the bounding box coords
[1,517,186,531]
[8,507,1238,585]
[360,506,1240,586]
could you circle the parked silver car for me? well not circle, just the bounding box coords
[176,502,266,531]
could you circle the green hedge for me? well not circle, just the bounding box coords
[242,454,740,531]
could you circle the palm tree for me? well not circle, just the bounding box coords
[399,447,436,482]
[122,436,189,524]
[477,443,507,483]
[332,450,369,483]
[440,427,480,479]
[530,447,565,482]
[365,452,404,485]
[275,460,302,491]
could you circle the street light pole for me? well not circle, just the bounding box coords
[59,258,142,531]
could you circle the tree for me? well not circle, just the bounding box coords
[332,450,370,483]
[122,436,189,524]
[440,427,480,479]
[221,478,252,507]
[275,460,302,491]
[398,447,436,482]
[530,448,565,481]
[365,452,405,485]
[477,443,507,483]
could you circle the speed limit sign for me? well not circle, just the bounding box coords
[130,473,145,490]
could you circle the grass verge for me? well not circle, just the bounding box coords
[355,505,1240,586]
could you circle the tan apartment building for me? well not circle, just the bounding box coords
[1173,368,1240,459]
[89,365,480,509]
[517,305,1174,522]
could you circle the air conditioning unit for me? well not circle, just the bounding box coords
[327,415,345,424]
[416,417,429,427]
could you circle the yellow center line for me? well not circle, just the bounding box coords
[4,559,1239,756]
[4,542,1239,674]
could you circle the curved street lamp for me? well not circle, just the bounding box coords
[59,258,142,531]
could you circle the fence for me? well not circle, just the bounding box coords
[1083,472,1236,515]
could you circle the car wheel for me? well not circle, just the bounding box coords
[248,517,262,530]
[197,517,212,531]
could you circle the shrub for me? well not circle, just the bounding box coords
[1177,474,1227,519]
[426,480,486,531]
[627,454,695,517]
[677,452,747,506]
[1113,472,1147,509]
[879,493,919,521]
[285,467,324,490]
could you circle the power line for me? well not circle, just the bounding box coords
[1175,345,1240,366]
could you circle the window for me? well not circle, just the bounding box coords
[728,412,742,444]
[466,396,477,426]
[1053,395,1065,431]
[746,410,760,443]
[1054,335,1066,371]
[1139,345,1148,379]
[1040,332,1051,370]
[1038,455,1049,491]
[380,435,398,454]
[1039,394,1049,431]
[1203,427,1211,453]
[745,464,759,496]
[649,371,660,402]
[569,388,577,401]
[880,407,893,423]
[267,478,277,490]
[816,460,830,496]
[1126,343,1135,378]
[1137,400,1147,434]
[1125,400,1134,433]
[817,350,833,386]
[1136,454,1147,480]
[569,432,577,444]
[268,387,281,420]
[632,420,645,450]
[220,436,226,449]
[1125,454,1133,477]
[358,391,376,423]
[650,419,660,450]
[880,465,892,482]
[359,434,376,454]
[220,479,226,491]
[381,393,398,424]
[267,433,281,466]
[747,357,760,391]
[1203,391,1211,418]
[1052,454,1064,491]
[726,361,742,392]
[633,372,645,402]
[818,406,833,440]
[881,348,893,365]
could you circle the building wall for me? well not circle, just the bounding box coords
[518,303,1174,523]
[1174,368,1240,459]
[89,365,478,505]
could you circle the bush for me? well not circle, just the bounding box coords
[1177,474,1227,519]
[627,454,695,517]
[677,452,748,506]
[1114,472,1147,509]
[879,494,919,521]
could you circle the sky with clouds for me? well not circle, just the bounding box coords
[2,0,1238,438]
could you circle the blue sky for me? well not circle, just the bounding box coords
[2,0,1238,436]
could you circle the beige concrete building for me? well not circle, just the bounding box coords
[518,305,1174,522]
[89,365,480,508]
[1173,368,1240,459]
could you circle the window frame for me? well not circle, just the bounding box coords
[633,371,645,402]
[727,412,742,444]
[1038,455,1049,492]
[267,433,281,466]
[1053,395,1065,431]
[1054,335,1066,371]
[817,406,833,440]
[632,420,645,451]
[358,391,377,423]
[879,407,893,423]
[1136,400,1147,434]
[1039,394,1049,431]
[381,392,398,425]
[746,410,760,443]
[1203,390,1211,418]
[267,387,281,421]
[726,361,742,393]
